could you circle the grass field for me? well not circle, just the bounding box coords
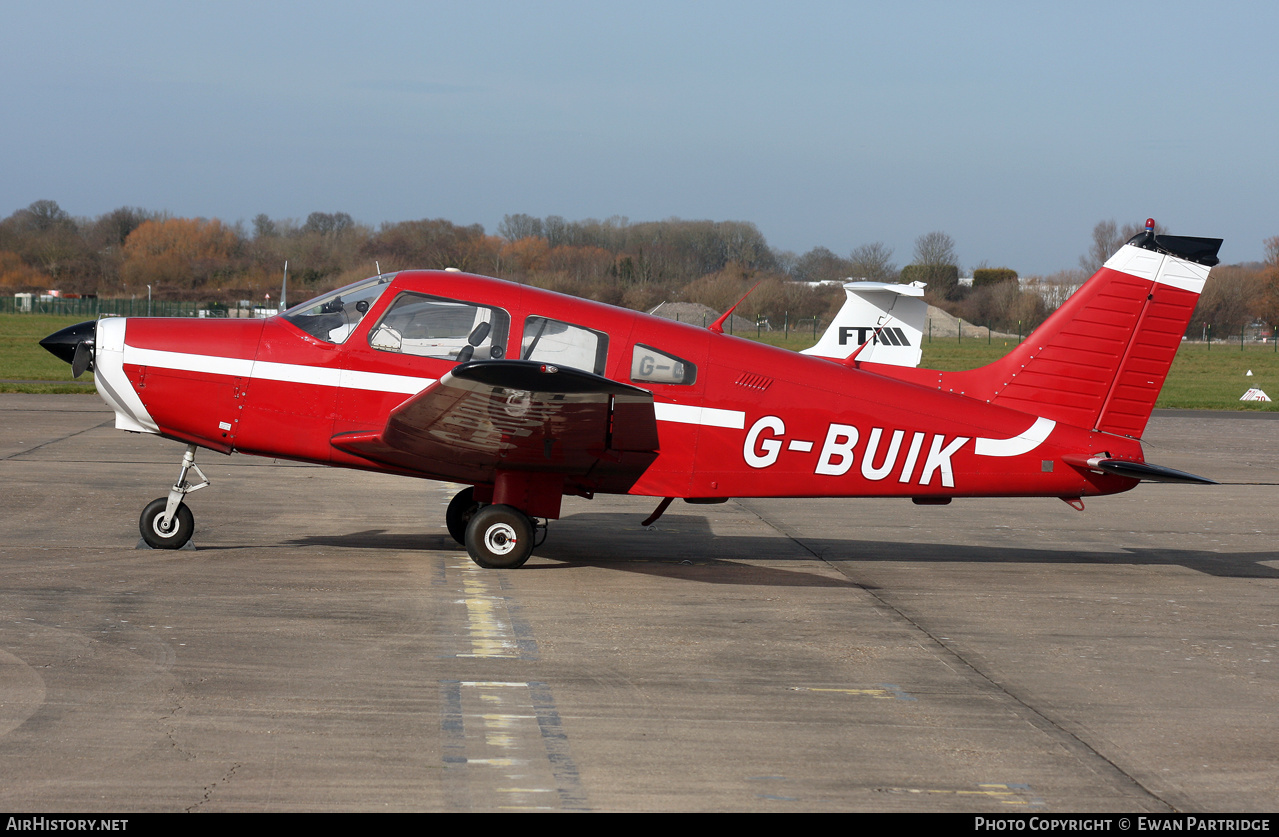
[0,314,98,393]
[700,330,1279,411]
[3,314,1276,409]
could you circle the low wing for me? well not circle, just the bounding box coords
[331,359,659,494]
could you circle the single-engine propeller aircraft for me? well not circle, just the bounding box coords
[42,220,1220,569]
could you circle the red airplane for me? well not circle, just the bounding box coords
[41,220,1218,569]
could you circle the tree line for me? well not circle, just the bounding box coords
[1,200,1271,339]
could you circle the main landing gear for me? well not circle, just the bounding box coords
[139,444,209,549]
[447,487,544,569]
[445,486,480,546]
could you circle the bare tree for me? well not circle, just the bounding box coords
[1193,265,1262,338]
[913,231,957,268]
[19,199,73,233]
[303,212,354,238]
[1022,270,1086,310]
[1080,220,1120,275]
[1257,236,1279,329]
[906,231,959,299]
[792,246,853,284]
[91,207,155,247]
[498,213,544,241]
[252,213,277,239]
[848,241,896,281]
[1080,218,1167,275]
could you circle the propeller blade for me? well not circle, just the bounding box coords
[71,340,94,378]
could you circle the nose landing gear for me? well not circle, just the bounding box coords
[139,444,209,549]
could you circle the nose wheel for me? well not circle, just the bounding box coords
[140,498,194,549]
[138,444,208,550]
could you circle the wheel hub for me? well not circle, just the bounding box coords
[483,523,518,555]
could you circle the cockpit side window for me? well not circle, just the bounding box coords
[521,316,608,375]
[369,292,510,362]
[282,275,394,344]
[631,344,697,385]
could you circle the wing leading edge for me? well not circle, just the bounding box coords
[331,359,660,495]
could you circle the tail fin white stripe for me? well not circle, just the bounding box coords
[1104,244,1211,293]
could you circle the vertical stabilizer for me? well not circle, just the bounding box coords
[803,281,927,368]
[870,223,1221,440]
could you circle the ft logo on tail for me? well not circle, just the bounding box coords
[838,326,912,347]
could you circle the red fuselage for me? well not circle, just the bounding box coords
[108,270,1138,507]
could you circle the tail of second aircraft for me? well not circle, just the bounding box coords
[872,221,1221,440]
[803,280,928,368]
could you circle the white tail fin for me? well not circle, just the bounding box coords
[803,281,927,368]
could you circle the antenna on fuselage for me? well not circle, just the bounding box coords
[376,261,381,275]
[280,261,288,311]
[708,281,761,335]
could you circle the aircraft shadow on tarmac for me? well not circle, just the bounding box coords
[275,512,1279,583]
[279,517,857,588]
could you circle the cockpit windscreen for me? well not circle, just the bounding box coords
[282,274,396,343]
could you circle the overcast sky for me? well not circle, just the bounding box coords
[3,1,1274,274]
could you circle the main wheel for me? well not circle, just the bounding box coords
[139,498,194,550]
[446,487,481,546]
[465,504,534,569]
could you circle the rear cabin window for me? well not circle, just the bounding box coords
[521,317,608,375]
[631,344,696,385]
[369,292,509,362]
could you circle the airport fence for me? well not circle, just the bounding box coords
[2,297,203,317]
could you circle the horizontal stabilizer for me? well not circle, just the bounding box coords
[1062,454,1216,485]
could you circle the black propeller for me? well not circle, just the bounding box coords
[39,320,96,379]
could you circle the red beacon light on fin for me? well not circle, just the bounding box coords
[1146,218,1155,232]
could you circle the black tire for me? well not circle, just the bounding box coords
[465,504,534,569]
[446,487,481,546]
[139,498,194,550]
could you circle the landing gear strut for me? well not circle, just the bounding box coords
[139,444,208,550]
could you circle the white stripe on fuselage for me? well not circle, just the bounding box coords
[124,346,754,427]
[122,346,436,395]
[126,346,255,378]
[653,403,747,429]
[118,346,1060,451]
[973,416,1055,457]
